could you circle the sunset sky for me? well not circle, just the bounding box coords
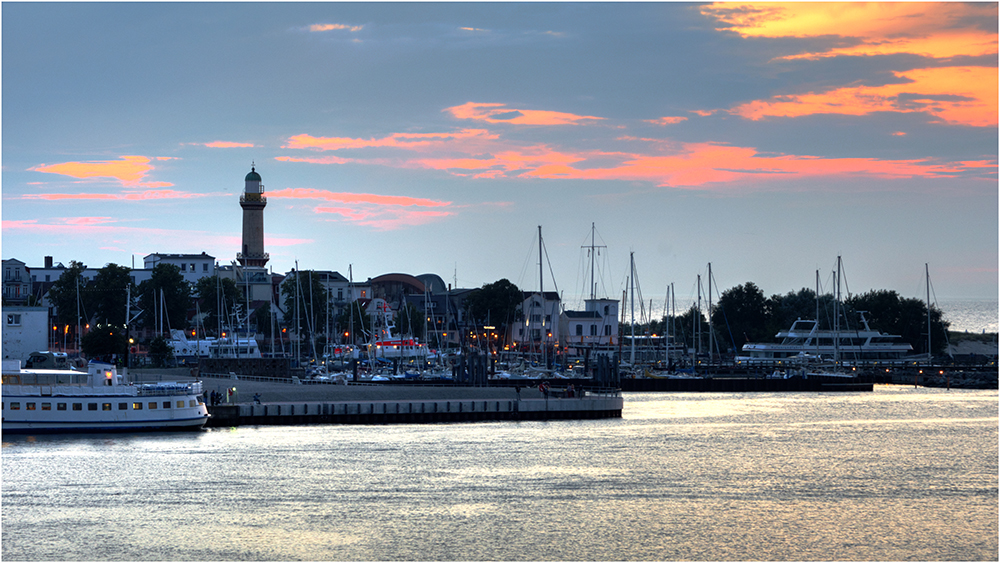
[3,2,997,310]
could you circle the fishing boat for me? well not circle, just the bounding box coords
[367,302,429,361]
[1,360,209,434]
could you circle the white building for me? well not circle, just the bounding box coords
[2,259,32,305]
[2,306,49,361]
[142,253,216,285]
[509,291,562,351]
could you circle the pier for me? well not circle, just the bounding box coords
[205,393,622,427]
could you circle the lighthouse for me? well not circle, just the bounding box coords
[238,164,269,268]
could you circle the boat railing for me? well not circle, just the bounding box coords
[136,381,203,396]
[4,372,90,386]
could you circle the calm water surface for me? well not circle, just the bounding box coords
[3,387,997,561]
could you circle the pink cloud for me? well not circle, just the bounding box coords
[204,141,256,148]
[645,116,689,126]
[268,188,450,208]
[308,23,363,32]
[21,189,204,201]
[315,206,453,231]
[445,102,605,125]
[282,129,497,151]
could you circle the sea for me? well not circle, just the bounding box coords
[3,387,997,561]
[937,298,998,334]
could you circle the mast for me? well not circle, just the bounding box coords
[538,225,546,368]
[834,256,842,366]
[815,269,821,355]
[629,252,636,368]
[708,262,713,363]
[926,263,932,360]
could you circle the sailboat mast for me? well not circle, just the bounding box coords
[538,225,546,368]
[834,256,842,366]
[708,263,713,363]
[926,263,932,359]
[629,252,636,368]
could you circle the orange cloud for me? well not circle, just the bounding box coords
[729,66,997,127]
[445,102,605,125]
[204,141,255,148]
[30,155,162,186]
[701,3,997,59]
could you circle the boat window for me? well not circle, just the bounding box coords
[133,402,142,410]
[149,402,157,409]
[10,402,19,410]
[189,400,198,408]
[73,403,83,411]
[118,403,127,410]
[176,401,184,408]
[27,403,36,410]
[57,403,67,411]
[41,403,51,411]
[164,401,171,409]
[102,403,111,411]
[89,403,98,411]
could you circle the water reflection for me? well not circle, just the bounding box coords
[3,388,996,561]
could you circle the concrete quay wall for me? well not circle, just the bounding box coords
[206,395,623,427]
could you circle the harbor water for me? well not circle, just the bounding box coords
[3,387,997,561]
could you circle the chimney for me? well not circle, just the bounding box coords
[44,256,53,269]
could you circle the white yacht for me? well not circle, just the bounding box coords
[736,313,914,366]
[1,361,209,433]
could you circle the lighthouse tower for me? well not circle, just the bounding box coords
[237,164,269,268]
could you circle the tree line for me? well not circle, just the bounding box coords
[637,282,949,356]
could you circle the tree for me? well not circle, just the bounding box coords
[147,335,175,368]
[194,275,244,335]
[463,279,523,338]
[712,282,769,351]
[137,264,191,333]
[846,290,950,355]
[673,305,708,350]
[81,323,127,363]
[47,261,91,327]
[90,264,135,326]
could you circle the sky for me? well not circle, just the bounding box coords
[2,2,997,313]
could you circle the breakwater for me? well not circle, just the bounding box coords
[206,393,623,427]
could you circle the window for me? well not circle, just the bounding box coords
[10,402,19,410]
[604,305,609,315]
[189,400,198,407]
[6,313,21,326]
[27,403,36,410]
[576,324,583,336]
[203,263,209,272]
[149,402,157,410]
[190,263,195,272]
[132,402,142,410]
[117,403,127,410]
[102,403,112,411]
[605,326,612,336]
[590,325,598,336]
[73,403,83,411]
[41,403,52,411]
[163,401,171,409]
[180,263,187,272]
[176,401,184,408]
[89,403,98,411]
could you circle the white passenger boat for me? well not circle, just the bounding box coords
[1,360,209,434]
[736,313,913,366]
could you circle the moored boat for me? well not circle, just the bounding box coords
[1,360,209,434]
